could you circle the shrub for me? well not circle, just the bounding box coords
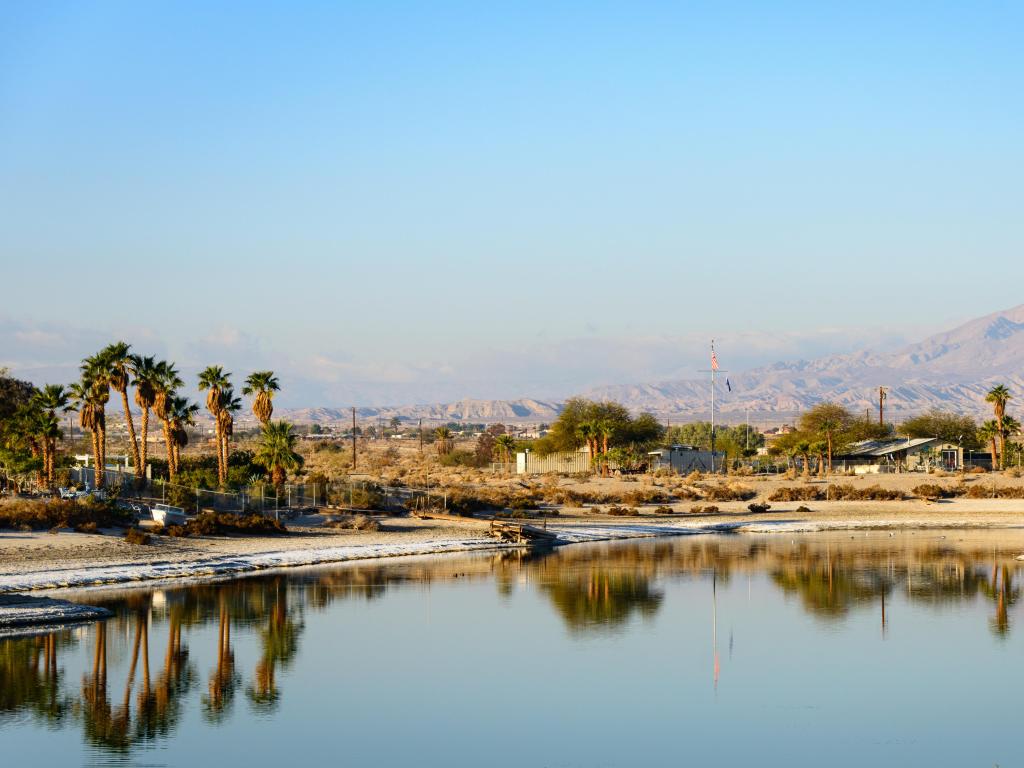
[620,488,670,506]
[968,466,988,474]
[702,483,756,502]
[0,498,130,531]
[689,504,719,514]
[795,505,813,513]
[74,521,98,534]
[607,506,640,516]
[124,527,151,545]
[912,483,961,500]
[180,511,287,537]
[325,514,381,531]
[653,505,675,514]
[769,486,821,502]
[747,502,771,514]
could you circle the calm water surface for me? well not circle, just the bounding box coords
[2,530,1023,767]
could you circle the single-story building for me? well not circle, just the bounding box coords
[833,438,966,474]
[647,445,725,474]
[516,447,593,475]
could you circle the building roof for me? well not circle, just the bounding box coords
[841,437,941,458]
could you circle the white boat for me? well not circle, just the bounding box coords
[151,503,187,526]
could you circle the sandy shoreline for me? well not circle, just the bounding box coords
[2,499,1024,599]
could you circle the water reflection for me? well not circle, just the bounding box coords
[1,531,1022,758]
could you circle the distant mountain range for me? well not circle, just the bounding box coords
[280,305,1024,424]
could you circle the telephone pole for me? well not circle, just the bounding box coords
[419,418,423,453]
[351,407,357,469]
[878,386,887,427]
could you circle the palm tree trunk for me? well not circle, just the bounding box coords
[139,408,149,481]
[162,419,175,481]
[826,436,833,473]
[213,421,224,486]
[121,389,141,477]
[92,430,102,488]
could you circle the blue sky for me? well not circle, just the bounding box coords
[1,1,1021,405]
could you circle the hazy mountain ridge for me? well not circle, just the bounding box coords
[279,306,1024,422]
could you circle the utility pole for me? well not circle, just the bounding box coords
[351,407,357,470]
[878,386,887,427]
[419,418,423,453]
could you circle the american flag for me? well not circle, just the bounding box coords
[711,350,719,371]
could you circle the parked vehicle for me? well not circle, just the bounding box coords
[151,503,187,526]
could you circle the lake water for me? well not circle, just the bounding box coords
[2,530,1022,767]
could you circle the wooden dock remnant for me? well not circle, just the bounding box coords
[488,520,559,546]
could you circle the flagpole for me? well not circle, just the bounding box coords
[710,340,716,472]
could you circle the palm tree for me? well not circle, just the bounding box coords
[217,388,242,485]
[242,371,280,426]
[254,421,303,492]
[979,420,1001,470]
[796,440,812,477]
[81,353,112,474]
[103,342,142,478]
[33,384,70,486]
[153,361,184,481]
[434,426,454,456]
[985,385,1012,469]
[494,434,517,467]
[131,355,159,481]
[69,377,105,488]
[198,367,232,485]
[169,396,199,475]
[1000,415,1022,469]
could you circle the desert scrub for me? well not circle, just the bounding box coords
[124,527,152,545]
[701,483,756,502]
[606,506,640,516]
[0,498,130,531]
[912,483,963,499]
[620,488,671,506]
[768,486,822,502]
[653,505,675,514]
[176,511,287,536]
[747,502,772,514]
[689,504,719,514]
[324,514,381,531]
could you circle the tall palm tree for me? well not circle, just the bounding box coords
[169,395,199,475]
[198,367,232,485]
[69,377,104,488]
[81,353,112,474]
[131,355,159,481]
[242,371,280,426]
[33,384,70,486]
[217,388,241,485]
[153,362,184,481]
[254,421,303,492]
[985,385,1012,469]
[103,343,142,478]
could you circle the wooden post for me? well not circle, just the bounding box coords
[351,407,357,470]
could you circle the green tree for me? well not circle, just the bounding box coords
[800,402,856,473]
[255,421,304,491]
[978,420,1001,468]
[153,361,184,481]
[900,410,979,449]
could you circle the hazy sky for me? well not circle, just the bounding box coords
[2,2,1021,405]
